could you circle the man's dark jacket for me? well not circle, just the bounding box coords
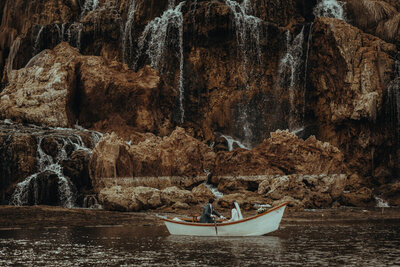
[199,203,221,223]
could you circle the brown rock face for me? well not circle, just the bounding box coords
[0,44,80,127]
[0,42,173,135]
[344,0,400,45]
[77,61,173,134]
[214,130,348,176]
[89,127,215,181]
[2,0,400,210]
[98,185,197,212]
[309,17,397,179]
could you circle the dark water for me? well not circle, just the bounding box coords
[1,221,399,266]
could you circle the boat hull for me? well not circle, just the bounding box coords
[162,203,287,236]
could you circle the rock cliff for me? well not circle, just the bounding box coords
[1,0,399,211]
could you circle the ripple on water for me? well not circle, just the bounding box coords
[0,221,399,266]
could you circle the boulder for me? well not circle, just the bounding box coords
[89,127,215,186]
[377,181,400,206]
[161,186,196,205]
[61,149,92,192]
[341,187,375,207]
[0,44,80,127]
[192,183,215,200]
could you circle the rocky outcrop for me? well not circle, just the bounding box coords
[2,0,400,211]
[77,60,173,135]
[344,0,400,45]
[98,185,197,212]
[0,42,173,136]
[309,17,397,179]
[0,44,80,127]
[214,130,348,176]
[89,127,215,186]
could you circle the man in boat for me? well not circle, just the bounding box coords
[199,198,225,223]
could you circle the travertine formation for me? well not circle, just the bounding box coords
[1,0,400,211]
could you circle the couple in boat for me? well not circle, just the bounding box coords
[199,198,243,223]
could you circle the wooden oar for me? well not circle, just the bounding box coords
[213,218,218,236]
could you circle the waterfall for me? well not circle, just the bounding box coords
[278,27,305,130]
[122,0,136,65]
[204,182,223,199]
[136,2,186,123]
[81,0,99,17]
[67,23,83,51]
[303,23,313,121]
[6,37,21,76]
[313,0,345,20]
[9,133,97,208]
[33,26,44,56]
[224,0,262,68]
[223,0,263,147]
[83,195,102,209]
[221,135,249,151]
[375,196,390,208]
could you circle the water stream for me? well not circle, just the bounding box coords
[278,27,305,131]
[122,0,137,65]
[9,132,98,208]
[313,0,345,20]
[136,1,186,123]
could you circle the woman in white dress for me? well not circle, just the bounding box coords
[229,201,243,222]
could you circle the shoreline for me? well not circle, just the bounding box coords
[1,205,400,230]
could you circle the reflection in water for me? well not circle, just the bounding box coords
[1,221,400,266]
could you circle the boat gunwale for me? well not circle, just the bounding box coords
[160,202,288,227]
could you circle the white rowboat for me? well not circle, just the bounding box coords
[160,202,288,236]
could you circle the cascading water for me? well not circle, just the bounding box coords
[278,27,305,130]
[9,132,97,208]
[6,36,21,76]
[224,0,262,69]
[122,0,137,65]
[223,0,264,147]
[136,1,186,123]
[81,0,99,17]
[67,23,83,51]
[221,135,249,151]
[313,0,345,20]
[32,26,44,56]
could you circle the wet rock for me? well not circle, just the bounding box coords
[97,186,140,212]
[341,187,375,207]
[0,122,99,206]
[1,42,173,135]
[377,181,400,206]
[257,174,347,209]
[78,59,173,135]
[26,171,60,206]
[0,129,37,203]
[61,149,92,192]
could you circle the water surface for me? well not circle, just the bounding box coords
[1,220,399,266]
